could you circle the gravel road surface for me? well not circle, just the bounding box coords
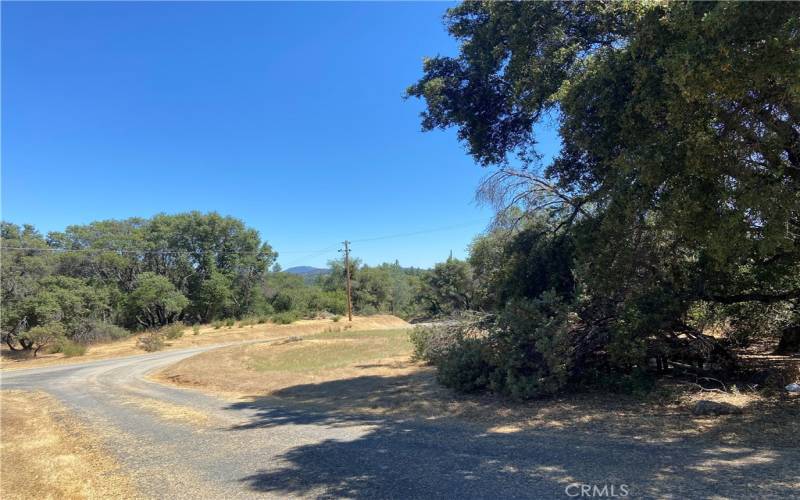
[2,341,797,499]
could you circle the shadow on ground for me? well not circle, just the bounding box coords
[225,374,799,498]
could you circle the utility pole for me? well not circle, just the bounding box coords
[340,240,353,322]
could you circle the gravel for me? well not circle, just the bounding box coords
[2,342,798,499]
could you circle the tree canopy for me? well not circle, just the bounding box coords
[408,1,800,397]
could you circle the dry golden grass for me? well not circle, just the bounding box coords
[153,328,417,398]
[0,390,138,499]
[156,327,799,449]
[117,396,212,427]
[0,315,409,371]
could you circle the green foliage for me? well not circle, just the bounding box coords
[408,325,462,365]
[436,338,494,394]
[224,318,235,327]
[270,292,294,313]
[239,316,259,328]
[21,323,66,357]
[319,259,427,318]
[272,311,299,325]
[128,273,188,329]
[160,322,185,340]
[193,271,234,323]
[417,258,475,316]
[406,1,800,395]
[192,324,201,335]
[331,315,341,323]
[137,331,165,352]
[56,339,87,357]
[71,321,130,345]
[212,320,224,330]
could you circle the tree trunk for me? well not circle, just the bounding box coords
[4,334,20,351]
[775,325,800,355]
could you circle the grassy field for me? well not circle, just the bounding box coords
[0,315,409,371]
[0,390,137,499]
[247,329,412,373]
[156,326,800,450]
[153,327,422,399]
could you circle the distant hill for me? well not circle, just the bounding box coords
[284,266,331,277]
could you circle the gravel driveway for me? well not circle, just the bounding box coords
[2,342,797,499]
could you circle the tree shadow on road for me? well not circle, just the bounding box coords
[224,374,799,498]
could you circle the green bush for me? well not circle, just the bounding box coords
[257,316,270,324]
[192,324,201,335]
[436,338,494,393]
[271,293,294,313]
[239,316,258,328]
[224,318,235,327]
[409,325,462,365]
[71,321,131,344]
[332,315,341,323]
[22,323,67,357]
[160,322,185,340]
[59,339,87,357]
[137,331,165,352]
[272,311,299,325]
[257,302,275,316]
[485,293,573,399]
[423,294,574,400]
[212,320,224,329]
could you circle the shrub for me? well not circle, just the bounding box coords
[137,331,165,352]
[271,293,294,313]
[332,315,341,323]
[22,323,67,357]
[436,338,494,393]
[240,316,258,328]
[257,316,270,324]
[71,321,131,345]
[258,302,275,316]
[160,322,185,340]
[212,320,224,329]
[485,293,573,399]
[59,339,87,357]
[272,311,299,325]
[422,294,575,400]
[192,324,201,335]
[224,318,235,327]
[409,325,463,365]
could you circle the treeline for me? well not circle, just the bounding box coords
[1,213,477,355]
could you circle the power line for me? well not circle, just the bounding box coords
[280,243,341,268]
[350,220,487,243]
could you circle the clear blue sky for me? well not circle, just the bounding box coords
[2,1,559,268]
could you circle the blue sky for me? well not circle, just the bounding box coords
[2,1,560,268]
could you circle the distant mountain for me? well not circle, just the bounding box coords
[284,266,331,277]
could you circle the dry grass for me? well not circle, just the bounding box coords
[117,396,212,427]
[0,315,409,371]
[156,327,799,450]
[153,328,416,398]
[0,390,138,499]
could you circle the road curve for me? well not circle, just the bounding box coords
[2,341,797,499]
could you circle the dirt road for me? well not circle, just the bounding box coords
[2,340,797,499]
